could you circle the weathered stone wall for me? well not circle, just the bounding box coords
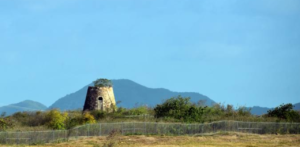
[83,86,116,112]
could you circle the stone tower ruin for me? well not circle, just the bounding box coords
[83,79,116,112]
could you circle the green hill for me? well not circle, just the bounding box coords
[0,100,47,116]
[49,79,214,110]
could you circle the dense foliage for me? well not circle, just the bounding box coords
[45,109,68,130]
[0,118,14,131]
[153,95,255,122]
[267,103,300,122]
[0,96,299,131]
[154,96,205,122]
[93,78,113,87]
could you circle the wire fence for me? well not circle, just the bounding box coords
[0,120,299,145]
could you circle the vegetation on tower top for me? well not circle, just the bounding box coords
[93,78,112,87]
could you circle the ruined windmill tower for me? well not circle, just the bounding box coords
[83,79,116,112]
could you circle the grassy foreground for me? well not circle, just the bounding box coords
[1,133,300,147]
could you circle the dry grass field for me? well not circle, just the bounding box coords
[1,133,300,147]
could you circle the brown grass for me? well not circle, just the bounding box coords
[1,133,300,147]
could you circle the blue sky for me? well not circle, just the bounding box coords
[0,0,300,108]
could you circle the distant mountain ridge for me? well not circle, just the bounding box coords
[0,100,47,116]
[1,79,299,116]
[49,79,215,111]
[250,103,300,115]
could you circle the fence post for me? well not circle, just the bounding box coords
[144,122,146,135]
[248,122,250,133]
[99,123,101,136]
[133,122,135,134]
[181,124,183,135]
[52,130,54,142]
[272,123,281,134]
[122,122,124,135]
[17,131,19,145]
[76,127,78,139]
[225,121,226,132]
[163,123,165,135]
[157,122,159,135]
[192,124,194,135]
[177,124,179,136]
[88,124,90,137]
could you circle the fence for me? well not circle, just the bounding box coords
[0,120,299,145]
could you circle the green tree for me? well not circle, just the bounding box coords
[154,95,205,122]
[267,103,300,122]
[45,109,68,130]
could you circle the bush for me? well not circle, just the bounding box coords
[82,112,96,124]
[154,95,205,122]
[45,109,68,130]
[65,117,81,129]
[225,104,234,116]
[116,107,126,114]
[237,106,251,116]
[27,111,47,126]
[65,112,83,129]
[267,103,300,122]
[90,110,106,120]
[285,110,300,122]
[0,118,14,131]
[65,111,96,129]
[93,78,112,87]
[12,112,30,125]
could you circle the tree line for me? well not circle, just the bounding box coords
[1,95,299,131]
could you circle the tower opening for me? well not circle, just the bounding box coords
[98,97,103,110]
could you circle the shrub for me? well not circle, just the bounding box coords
[12,112,30,125]
[65,115,83,129]
[154,95,205,122]
[103,129,121,147]
[27,111,47,126]
[225,104,234,116]
[93,78,112,87]
[0,118,14,131]
[267,103,300,122]
[285,110,300,122]
[154,95,191,118]
[82,112,96,124]
[116,107,126,114]
[237,106,251,116]
[45,109,68,130]
[90,110,106,120]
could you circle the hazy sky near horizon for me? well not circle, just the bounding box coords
[1,0,300,108]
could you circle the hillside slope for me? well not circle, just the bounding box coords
[0,100,47,116]
[49,79,214,110]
